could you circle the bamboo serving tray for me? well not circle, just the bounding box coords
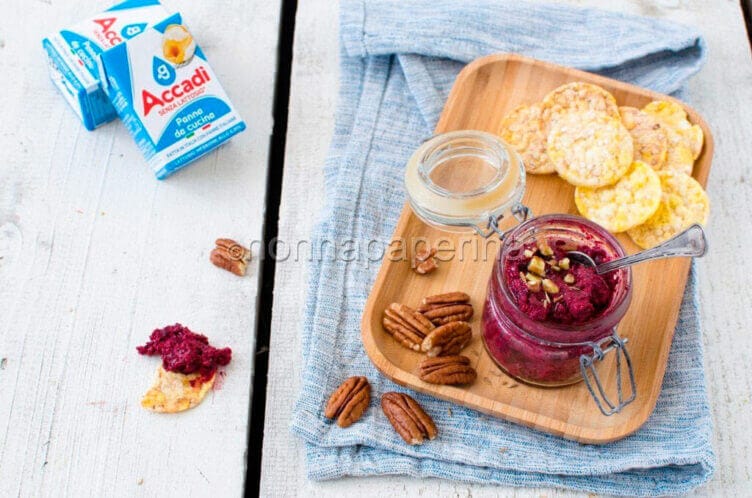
[361,54,713,444]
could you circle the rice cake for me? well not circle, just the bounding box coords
[662,128,696,175]
[542,82,619,122]
[499,103,556,174]
[141,365,215,413]
[547,110,633,187]
[642,101,690,130]
[643,100,704,173]
[619,106,668,170]
[627,170,709,249]
[574,161,661,233]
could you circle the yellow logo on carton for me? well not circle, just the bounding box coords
[161,24,195,65]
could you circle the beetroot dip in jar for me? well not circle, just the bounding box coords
[481,214,632,387]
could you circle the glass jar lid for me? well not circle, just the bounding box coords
[404,130,527,236]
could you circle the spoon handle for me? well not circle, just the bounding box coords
[597,224,708,274]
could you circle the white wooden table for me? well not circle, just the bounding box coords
[0,0,279,495]
[3,0,752,496]
[260,0,752,497]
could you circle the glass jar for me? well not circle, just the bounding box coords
[404,130,528,236]
[482,214,633,388]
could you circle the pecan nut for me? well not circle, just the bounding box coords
[382,303,435,351]
[418,292,473,325]
[381,392,437,445]
[210,238,251,276]
[421,321,472,357]
[413,247,438,275]
[324,376,370,428]
[418,355,477,385]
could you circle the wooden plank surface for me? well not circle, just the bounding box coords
[0,0,279,495]
[260,0,752,496]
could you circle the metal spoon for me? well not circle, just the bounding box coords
[567,224,707,275]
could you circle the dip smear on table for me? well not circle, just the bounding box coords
[137,323,231,383]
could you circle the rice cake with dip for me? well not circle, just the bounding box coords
[141,366,215,413]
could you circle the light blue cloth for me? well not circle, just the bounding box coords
[291,1,715,495]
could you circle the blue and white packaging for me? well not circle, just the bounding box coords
[42,0,169,130]
[98,13,246,179]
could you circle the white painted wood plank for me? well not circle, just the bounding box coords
[0,0,279,495]
[260,0,752,496]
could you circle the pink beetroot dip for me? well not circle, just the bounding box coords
[504,241,613,324]
[137,323,231,382]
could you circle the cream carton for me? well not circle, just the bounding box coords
[42,0,169,130]
[98,13,246,179]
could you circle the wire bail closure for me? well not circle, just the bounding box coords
[470,202,532,239]
[580,329,636,416]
